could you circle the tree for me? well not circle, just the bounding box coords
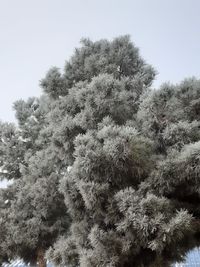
[1,35,199,267]
[137,78,200,264]
[40,36,194,267]
[0,96,70,267]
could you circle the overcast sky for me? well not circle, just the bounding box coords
[0,0,200,122]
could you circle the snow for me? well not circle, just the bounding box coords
[0,167,8,174]
[1,170,8,174]
[30,115,38,123]
[18,136,30,143]
[67,166,72,173]
[32,98,38,106]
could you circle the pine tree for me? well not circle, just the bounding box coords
[138,78,200,264]
[1,36,200,267]
[0,96,70,267]
[41,36,194,267]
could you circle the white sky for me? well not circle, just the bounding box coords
[0,0,200,122]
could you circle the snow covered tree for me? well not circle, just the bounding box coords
[137,78,200,153]
[1,35,199,267]
[138,78,200,264]
[0,96,70,267]
[41,36,194,267]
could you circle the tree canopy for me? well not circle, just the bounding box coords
[0,35,200,267]
[0,96,70,267]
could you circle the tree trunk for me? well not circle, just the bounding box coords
[37,247,46,267]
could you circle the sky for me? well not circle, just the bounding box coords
[0,0,200,122]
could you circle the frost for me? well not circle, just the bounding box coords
[18,136,30,143]
[30,115,38,123]
[0,169,8,174]
[67,166,72,173]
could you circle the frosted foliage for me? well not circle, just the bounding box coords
[51,123,192,267]
[0,122,26,180]
[150,141,200,198]
[45,71,152,165]
[40,67,66,98]
[138,78,200,153]
[62,36,156,92]
[40,36,155,99]
[163,120,200,150]
[137,78,200,265]
[46,236,78,267]
[45,37,199,267]
[0,95,69,264]
[1,36,200,267]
